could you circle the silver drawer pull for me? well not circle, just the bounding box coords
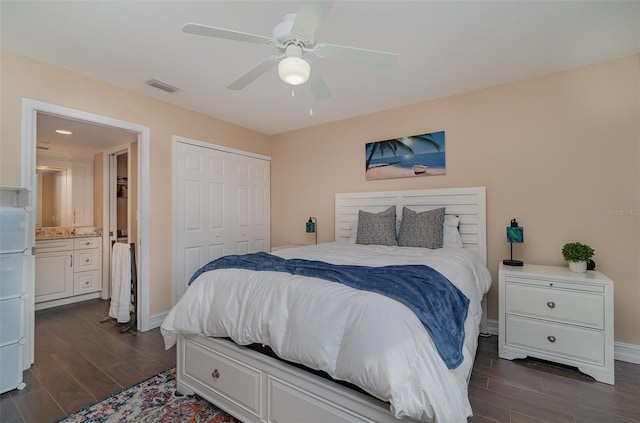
[546,301,556,309]
[211,369,220,379]
[547,335,556,343]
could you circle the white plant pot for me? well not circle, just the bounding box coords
[568,261,587,273]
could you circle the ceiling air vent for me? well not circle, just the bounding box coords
[146,79,180,93]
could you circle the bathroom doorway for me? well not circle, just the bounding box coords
[22,99,151,370]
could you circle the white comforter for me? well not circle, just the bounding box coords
[161,243,491,422]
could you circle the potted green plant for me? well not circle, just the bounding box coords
[561,242,594,273]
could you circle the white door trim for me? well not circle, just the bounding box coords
[174,135,271,162]
[21,99,152,346]
[101,145,130,300]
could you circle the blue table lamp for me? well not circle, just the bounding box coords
[306,217,317,244]
[503,218,524,266]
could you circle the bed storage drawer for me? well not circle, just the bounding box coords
[177,335,410,423]
[268,376,372,423]
[183,337,261,417]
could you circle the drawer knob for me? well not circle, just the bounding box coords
[86,259,90,263]
[211,369,220,379]
[547,335,556,343]
[546,301,556,309]
[85,242,90,245]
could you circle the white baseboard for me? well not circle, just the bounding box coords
[614,342,640,364]
[35,292,101,311]
[148,312,168,330]
[486,318,498,336]
[486,319,640,365]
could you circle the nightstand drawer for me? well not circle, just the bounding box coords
[505,282,604,329]
[505,315,604,366]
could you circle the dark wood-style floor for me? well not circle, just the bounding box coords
[1,300,638,423]
[1,299,176,423]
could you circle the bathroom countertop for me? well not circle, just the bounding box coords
[35,226,103,241]
[36,233,102,241]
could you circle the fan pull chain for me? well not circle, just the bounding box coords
[291,89,295,97]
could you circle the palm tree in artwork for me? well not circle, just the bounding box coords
[365,133,441,171]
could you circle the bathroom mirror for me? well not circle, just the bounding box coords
[36,166,70,227]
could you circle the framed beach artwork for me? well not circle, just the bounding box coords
[365,130,446,181]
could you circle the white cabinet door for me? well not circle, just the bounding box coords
[35,251,73,302]
[71,162,93,226]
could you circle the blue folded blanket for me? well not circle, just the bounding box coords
[188,252,469,369]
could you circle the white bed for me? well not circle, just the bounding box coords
[161,187,490,423]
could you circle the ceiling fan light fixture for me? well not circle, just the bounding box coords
[278,56,310,86]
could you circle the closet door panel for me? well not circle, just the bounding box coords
[208,244,225,263]
[174,140,269,304]
[249,160,270,253]
[207,182,226,258]
[183,246,202,287]
[236,183,250,242]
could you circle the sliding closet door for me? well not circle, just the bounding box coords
[173,139,270,303]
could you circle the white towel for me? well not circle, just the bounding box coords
[109,242,131,323]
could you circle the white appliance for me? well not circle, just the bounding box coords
[0,187,30,393]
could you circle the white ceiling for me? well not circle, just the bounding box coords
[2,1,639,136]
[36,113,139,159]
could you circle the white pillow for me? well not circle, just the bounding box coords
[346,213,463,248]
[347,219,358,243]
[443,215,464,248]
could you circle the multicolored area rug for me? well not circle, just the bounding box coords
[56,368,241,423]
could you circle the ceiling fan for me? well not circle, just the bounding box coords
[183,1,397,101]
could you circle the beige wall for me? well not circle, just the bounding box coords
[271,55,640,345]
[2,48,638,346]
[0,50,271,315]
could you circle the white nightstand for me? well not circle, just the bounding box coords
[498,263,614,384]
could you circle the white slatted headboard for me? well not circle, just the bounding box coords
[335,187,487,265]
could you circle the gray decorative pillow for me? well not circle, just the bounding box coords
[398,207,445,248]
[355,206,398,246]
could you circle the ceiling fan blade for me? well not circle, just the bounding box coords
[309,69,331,101]
[291,0,335,41]
[183,23,272,46]
[314,43,397,68]
[227,56,280,90]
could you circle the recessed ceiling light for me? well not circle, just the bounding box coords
[55,129,72,135]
